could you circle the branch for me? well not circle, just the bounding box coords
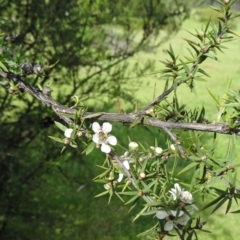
[1,70,238,136]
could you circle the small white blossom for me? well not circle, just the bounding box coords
[129,142,138,150]
[169,183,195,205]
[92,122,117,153]
[156,210,185,231]
[150,146,155,150]
[156,208,194,231]
[64,128,73,138]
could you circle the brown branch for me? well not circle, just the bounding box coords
[1,70,238,137]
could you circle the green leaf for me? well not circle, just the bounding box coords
[207,88,220,105]
[115,191,125,203]
[203,53,218,61]
[211,196,228,215]
[69,141,78,148]
[94,191,109,198]
[177,162,199,175]
[54,121,67,132]
[47,59,60,69]
[136,222,158,237]
[48,136,64,144]
[224,103,240,107]
[118,191,138,196]
[132,205,149,222]
[226,198,232,214]
[140,209,157,216]
[167,44,176,62]
[124,194,139,205]
[180,59,190,74]
[83,142,95,155]
[0,61,8,71]
[201,194,225,211]
[130,116,143,128]
[230,209,240,214]
[198,68,210,77]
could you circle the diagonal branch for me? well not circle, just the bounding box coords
[1,70,238,136]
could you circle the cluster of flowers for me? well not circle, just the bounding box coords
[156,183,198,231]
[64,123,197,231]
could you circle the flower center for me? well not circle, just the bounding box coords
[99,131,107,143]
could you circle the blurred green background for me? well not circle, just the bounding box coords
[0,0,240,239]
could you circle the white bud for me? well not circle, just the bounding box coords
[33,64,44,75]
[170,144,176,151]
[129,142,138,150]
[139,172,146,179]
[155,147,163,155]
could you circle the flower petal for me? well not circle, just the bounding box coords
[176,214,191,226]
[174,183,181,192]
[156,210,169,219]
[117,173,124,182]
[101,143,111,153]
[169,189,177,200]
[107,135,117,146]
[171,210,184,217]
[180,190,193,203]
[92,133,100,144]
[92,122,101,133]
[64,128,73,138]
[102,122,112,133]
[164,221,174,231]
[123,160,130,170]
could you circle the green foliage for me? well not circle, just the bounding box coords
[0,0,191,239]
[1,0,240,240]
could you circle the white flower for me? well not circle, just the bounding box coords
[64,128,73,138]
[92,122,117,153]
[117,160,130,182]
[156,210,184,231]
[129,142,138,150]
[155,147,163,155]
[169,183,194,204]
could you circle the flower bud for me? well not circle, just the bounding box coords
[138,190,143,196]
[129,142,138,150]
[33,64,44,75]
[64,139,70,145]
[199,31,204,37]
[77,131,83,137]
[224,0,229,5]
[155,147,163,155]
[170,144,176,151]
[139,172,146,179]
[21,62,33,74]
